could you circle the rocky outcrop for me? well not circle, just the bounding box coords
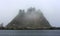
[6,7,51,29]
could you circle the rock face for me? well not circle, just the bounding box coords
[6,7,51,28]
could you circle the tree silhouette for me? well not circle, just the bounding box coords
[6,7,51,29]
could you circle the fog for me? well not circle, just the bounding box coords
[0,0,60,27]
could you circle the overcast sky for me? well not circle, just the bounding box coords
[0,0,60,27]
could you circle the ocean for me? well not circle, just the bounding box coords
[0,30,60,36]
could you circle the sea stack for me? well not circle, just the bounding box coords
[6,7,51,29]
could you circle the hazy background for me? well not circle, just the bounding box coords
[0,0,60,27]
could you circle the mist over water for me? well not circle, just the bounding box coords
[0,0,60,27]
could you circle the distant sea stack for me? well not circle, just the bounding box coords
[6,7,51,29]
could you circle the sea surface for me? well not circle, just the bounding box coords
[0,30,60,36]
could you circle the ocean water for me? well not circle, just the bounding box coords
[0,30,60,36]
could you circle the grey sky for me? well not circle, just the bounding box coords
[0,0,60,27]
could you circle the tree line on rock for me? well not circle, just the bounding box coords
[6,7,51,29]
[0,7,59,30]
